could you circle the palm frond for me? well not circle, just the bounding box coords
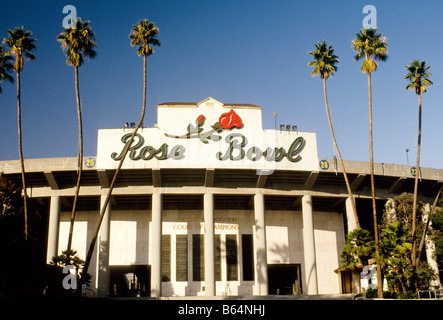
[2,26,37,73]
[308,40,339,79]
[57,17,97,67]
[129,19,161,57]
[0,46,14,92]
[352,28,388,74]
[404,59,432,95]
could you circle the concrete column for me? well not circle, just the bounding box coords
[254,192,268,295]
[345,197,358,232]
[302,195,318,295]
[151,192,162,298]
[46,195,61,264]
[204,193,215,296]
[97,193,111,297]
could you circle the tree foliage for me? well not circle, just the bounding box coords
[380,194,437,296]
[129,19,160,57]
[340,193,438,298]
[405,59,433,95]
[0,176,21,217]
[46,249,91,298]
[379,222,414,296]
[308,40,339,79]
[56,18,97,68]
[0,177,47,298]
[340,228,374,269]
[2,26,36,73]
[382,193,425,234]
[352,28,388,74]
[431,195,443,276]
[0,44,14,93]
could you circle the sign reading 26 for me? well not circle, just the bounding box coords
[319,159,329,170]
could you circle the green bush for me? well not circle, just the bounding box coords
[365,288,378,298]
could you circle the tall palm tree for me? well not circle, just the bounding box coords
[57,18,97,252]
[352,28,388,298]
[3,27,36,240]
[308,41,360,229]
[82,19,160,278]
[0,45,14,93]
[404,59,432,268]
[57,17,97,250]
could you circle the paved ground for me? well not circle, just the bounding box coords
[106,293,358,300]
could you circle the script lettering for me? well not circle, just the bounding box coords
[111,133,186,161]
[110,133,305,164]
[216,133,246,161]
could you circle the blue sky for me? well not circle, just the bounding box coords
[0,0,442,169]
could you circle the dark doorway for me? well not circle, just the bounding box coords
[109,265,150,297]
[355,198,386,234]
[267,264,301,295]
[340,270,353,293]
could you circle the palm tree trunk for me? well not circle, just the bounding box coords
[67,66,83,251]
[142,54,147,121]
[416,185,442,266]
[399,277,408,296]
[17,70,28,241]
[368,72,383,298]
[322,77,359,228]
[82,55,148,278]
[411,93,422,268]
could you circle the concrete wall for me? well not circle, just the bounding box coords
[58,207,345,296]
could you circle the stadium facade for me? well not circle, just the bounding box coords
[1,97,441,298]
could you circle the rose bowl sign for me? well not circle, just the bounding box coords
[97,109,319,171]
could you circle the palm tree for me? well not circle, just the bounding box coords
[308,41,360,229]
[82,19,160,278]
[57,18,97,251]
[352,27,388,298]
[3,27,36,240]
[340,228,375,270]
[404,59,432,268]
[379,221,412,296]
[0,45,14,93]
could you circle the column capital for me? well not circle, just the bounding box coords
[152,188,162,195]
[255,189,264,196]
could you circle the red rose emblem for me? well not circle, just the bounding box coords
[196,114,205,125]
[219,109,243,129]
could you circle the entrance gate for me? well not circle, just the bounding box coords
[267,264,302,295]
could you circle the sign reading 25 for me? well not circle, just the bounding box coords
[85,157,96,168]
